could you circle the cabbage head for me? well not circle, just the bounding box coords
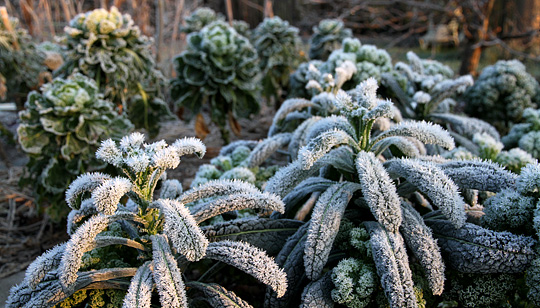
[171,21,261,143]
[252,16,304,102]
[57,6,170,137]
[309,19,352,61]
[18,74,133,220]
[464,60,540,134]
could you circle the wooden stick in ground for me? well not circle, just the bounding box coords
[225,0,233,26]
[171,0,185,43]
[42,0,55,37]
[0,7,20,50]
[264,0,273,18]
[155,0,164,63]
[61,0,71,22]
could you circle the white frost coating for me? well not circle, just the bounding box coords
[120,132,146,152]
[371,136,421,157]
[25,243,66,289]
[152,146,181,169]
[151,234,188,308]
[206,240,288,298]
[155,199,208,261]
[400,202,445,295]
[220,167,256,183]
[245,133,291,168]
[355,77,379,109]
[179,179,260,204]
[304,115,355,143]
[92,177,132,215]
[96,139,122,166]
[364,221,418,308]
[59,214,110,290]
[363,100,394,121]
[304,182,360,280]
[123,261,154,308]
[67,199,97,235]
[517,162,540,194]
[334,90,356,113]
[412,91,431,104]
[432,75,473,95]
[335,60,357,89]
[385,158,466,228]
[190,192,285,223]
[269,98,313,136]
[126,153,150,173]
[65,172,111,209]
[355,152,402,232]
[306,80,323,92]
[298,128,358,170]
[373,120,455,150]
[172,137,206,158]
[406,51,424,75]
[144,140,168,153]
[160,179,183,200]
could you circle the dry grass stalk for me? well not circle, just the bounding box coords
[61,0,72,22]
[0,6,20,50]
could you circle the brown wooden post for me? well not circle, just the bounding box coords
[459,0,496,76]
[155,0,164,63]
[171,0,185,42]
[264,0,273,18]
[225,0,233,25]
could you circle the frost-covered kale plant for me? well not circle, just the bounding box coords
[260,77,537,307]
[464,59,540,134]
[288,60,324,98]
[385,51,472,119]
[0,15,47,107]
[381,52,512,158]
[444,131,536,173]
[191,140,283,190]
[180,7,224,34]
[7,132,294,307]
[268,59,362,139]
[289,38,393,99]
[170,21,261,143]
[308,19,353,61]
[252,16,303,102]
[478,162,540,304]
[181,7,251,37]
[502,107,540,160]
[57,6,171,136]
[17,74,133,220]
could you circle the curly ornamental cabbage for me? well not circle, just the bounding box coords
[464,59,540,134]
[309,19,353,61]
[180,7,224,34]
[17,74,133,220]
[0,14,47,107]
[7,132,290,307]
[252,16,303,102]
[171,21,261,143]
[181,7,251,37]
[57,6,170,136]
